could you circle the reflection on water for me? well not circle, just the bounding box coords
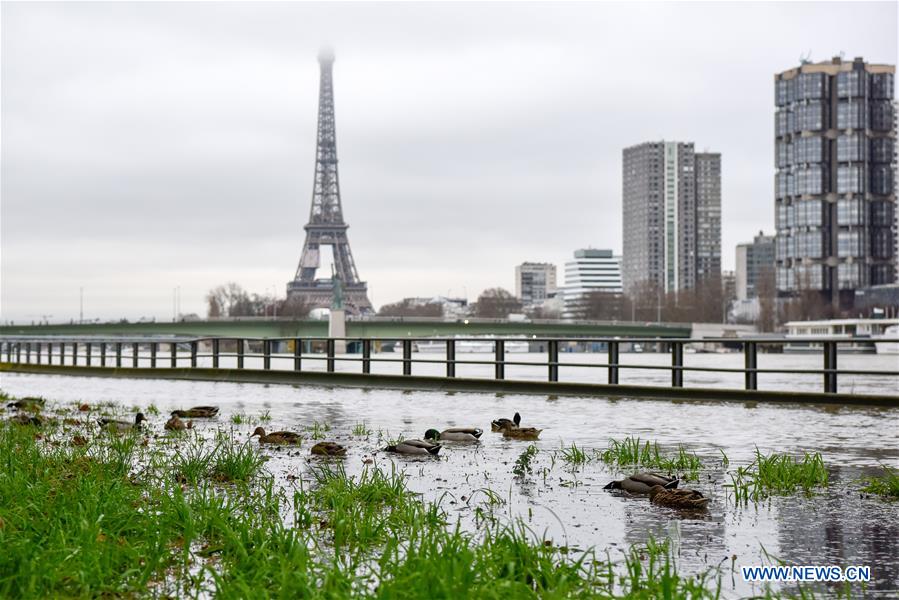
[2,372,898,597]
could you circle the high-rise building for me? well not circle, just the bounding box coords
[622,141,722,296]
[736,231,776,301]
[774,56,896,308]
[514,263,557,307]
[562,249,622,317]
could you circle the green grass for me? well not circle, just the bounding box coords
[352,421,372,436]
[513,444,539,477]
[600,436,704,480]
[230,413,248,425]
[860,465,899,500]
[559,442,590,465]
[305,421,331,440]
[727,449,829,504]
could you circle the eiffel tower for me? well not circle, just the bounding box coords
[286,49,372,314]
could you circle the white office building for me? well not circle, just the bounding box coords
[562,249,623,318]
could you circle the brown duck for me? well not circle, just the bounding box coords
[604,473,679,494]
[171,406,219,418]
[310,441,347,456]
[649,485,709,510]
[251,427,302,445]
[491,412,521,432]
[165,416,186,431]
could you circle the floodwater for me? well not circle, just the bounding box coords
[2,370,898,597]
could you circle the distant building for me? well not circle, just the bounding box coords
[722,270,737,310]
[736,231,776,301]
[562,249,622,318]
[403,296,469,318]
[774,56,896,309]
[514,263,557,307]
[622,141,722,295]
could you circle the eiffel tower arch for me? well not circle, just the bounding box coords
[287,49,373,314]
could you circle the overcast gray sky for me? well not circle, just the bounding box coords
[1,1,896,322]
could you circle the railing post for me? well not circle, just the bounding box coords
[671,341,683,387]
[170,342,177,368]
[115,342,122,368]
[100,343,107,367]
[212,339,220,368]
[132,343,139,368]
[824,341,838,394]
[608,340,619,385]
[744,341,758,390]
[191,341,198,368]
[362,339,371,374]
[495,340,505,380]
[86,343,92,366]
[402,339,412,375]
[25,342,31,364]
[446,339,456,378]
[327,339,336,372]
[72,342,78,366]
[36,342,42,365]
[60,341,65,365]
[263,340,271,370]
[293,338,301,371]
[150,343,156,368]
[236,339,244,369]
[548,340,559,382]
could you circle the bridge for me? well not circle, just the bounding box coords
[0,317,692,340]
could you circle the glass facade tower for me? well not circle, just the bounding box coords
[774,56,896,307]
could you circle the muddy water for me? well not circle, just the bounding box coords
[3,372,898,597]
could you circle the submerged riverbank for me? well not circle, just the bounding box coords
[1,374,897,597]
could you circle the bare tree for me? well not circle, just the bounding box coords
[755,266,777,332]
[206,293,222,318]
[280,295,312,318]
[472,288,522,318]
[570,290,625,321]
[378,299,443,318]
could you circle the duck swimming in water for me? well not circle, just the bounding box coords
[251,427,302,445]
[98,413,146,433]
[491,412,521,432]
[384,439,441,456]
[649,485,709,510]
[424,428,483,442]
[604,473,679,494]
[171,406,219,418]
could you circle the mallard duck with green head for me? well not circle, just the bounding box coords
[384,439,441,456]
[604,473,678,494]
[98,413,146,433]
[171,406,219,418]
[491,412,521,432]
[424,428,483,442]
[649,485,709,510]
[251,427,302,445]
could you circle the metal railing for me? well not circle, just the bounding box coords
[1,335,897,396]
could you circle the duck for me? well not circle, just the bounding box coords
[165,415,186,431]
[8,397,46,411]
[171,406,219,418]
[424,428,483,442]
[498,420,542,441]
[384,439,441,456]
[604,473,679,494]
[10,413,43,426]
[310,441,347,456]
[649,485,709,510]
[491,412,521,432]
[98,413,146,433]
[251,427,302,445]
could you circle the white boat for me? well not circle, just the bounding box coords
[874,324,899,355]
[415,336,530,354]
[784,318,899,353]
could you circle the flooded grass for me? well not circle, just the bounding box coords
[861,465,899,500]
[600,435,704,479]
[727,449,829,504]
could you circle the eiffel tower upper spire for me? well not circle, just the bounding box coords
[287,49,372,314]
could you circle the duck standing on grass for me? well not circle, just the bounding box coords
[251,427,302,445]
[384,439,441,456]
[424,428,483,442]
[98,413,146,433]
[604,473,679,494]
[649,485,709,510]
[171,406,219,418]
[310,441,347,456]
